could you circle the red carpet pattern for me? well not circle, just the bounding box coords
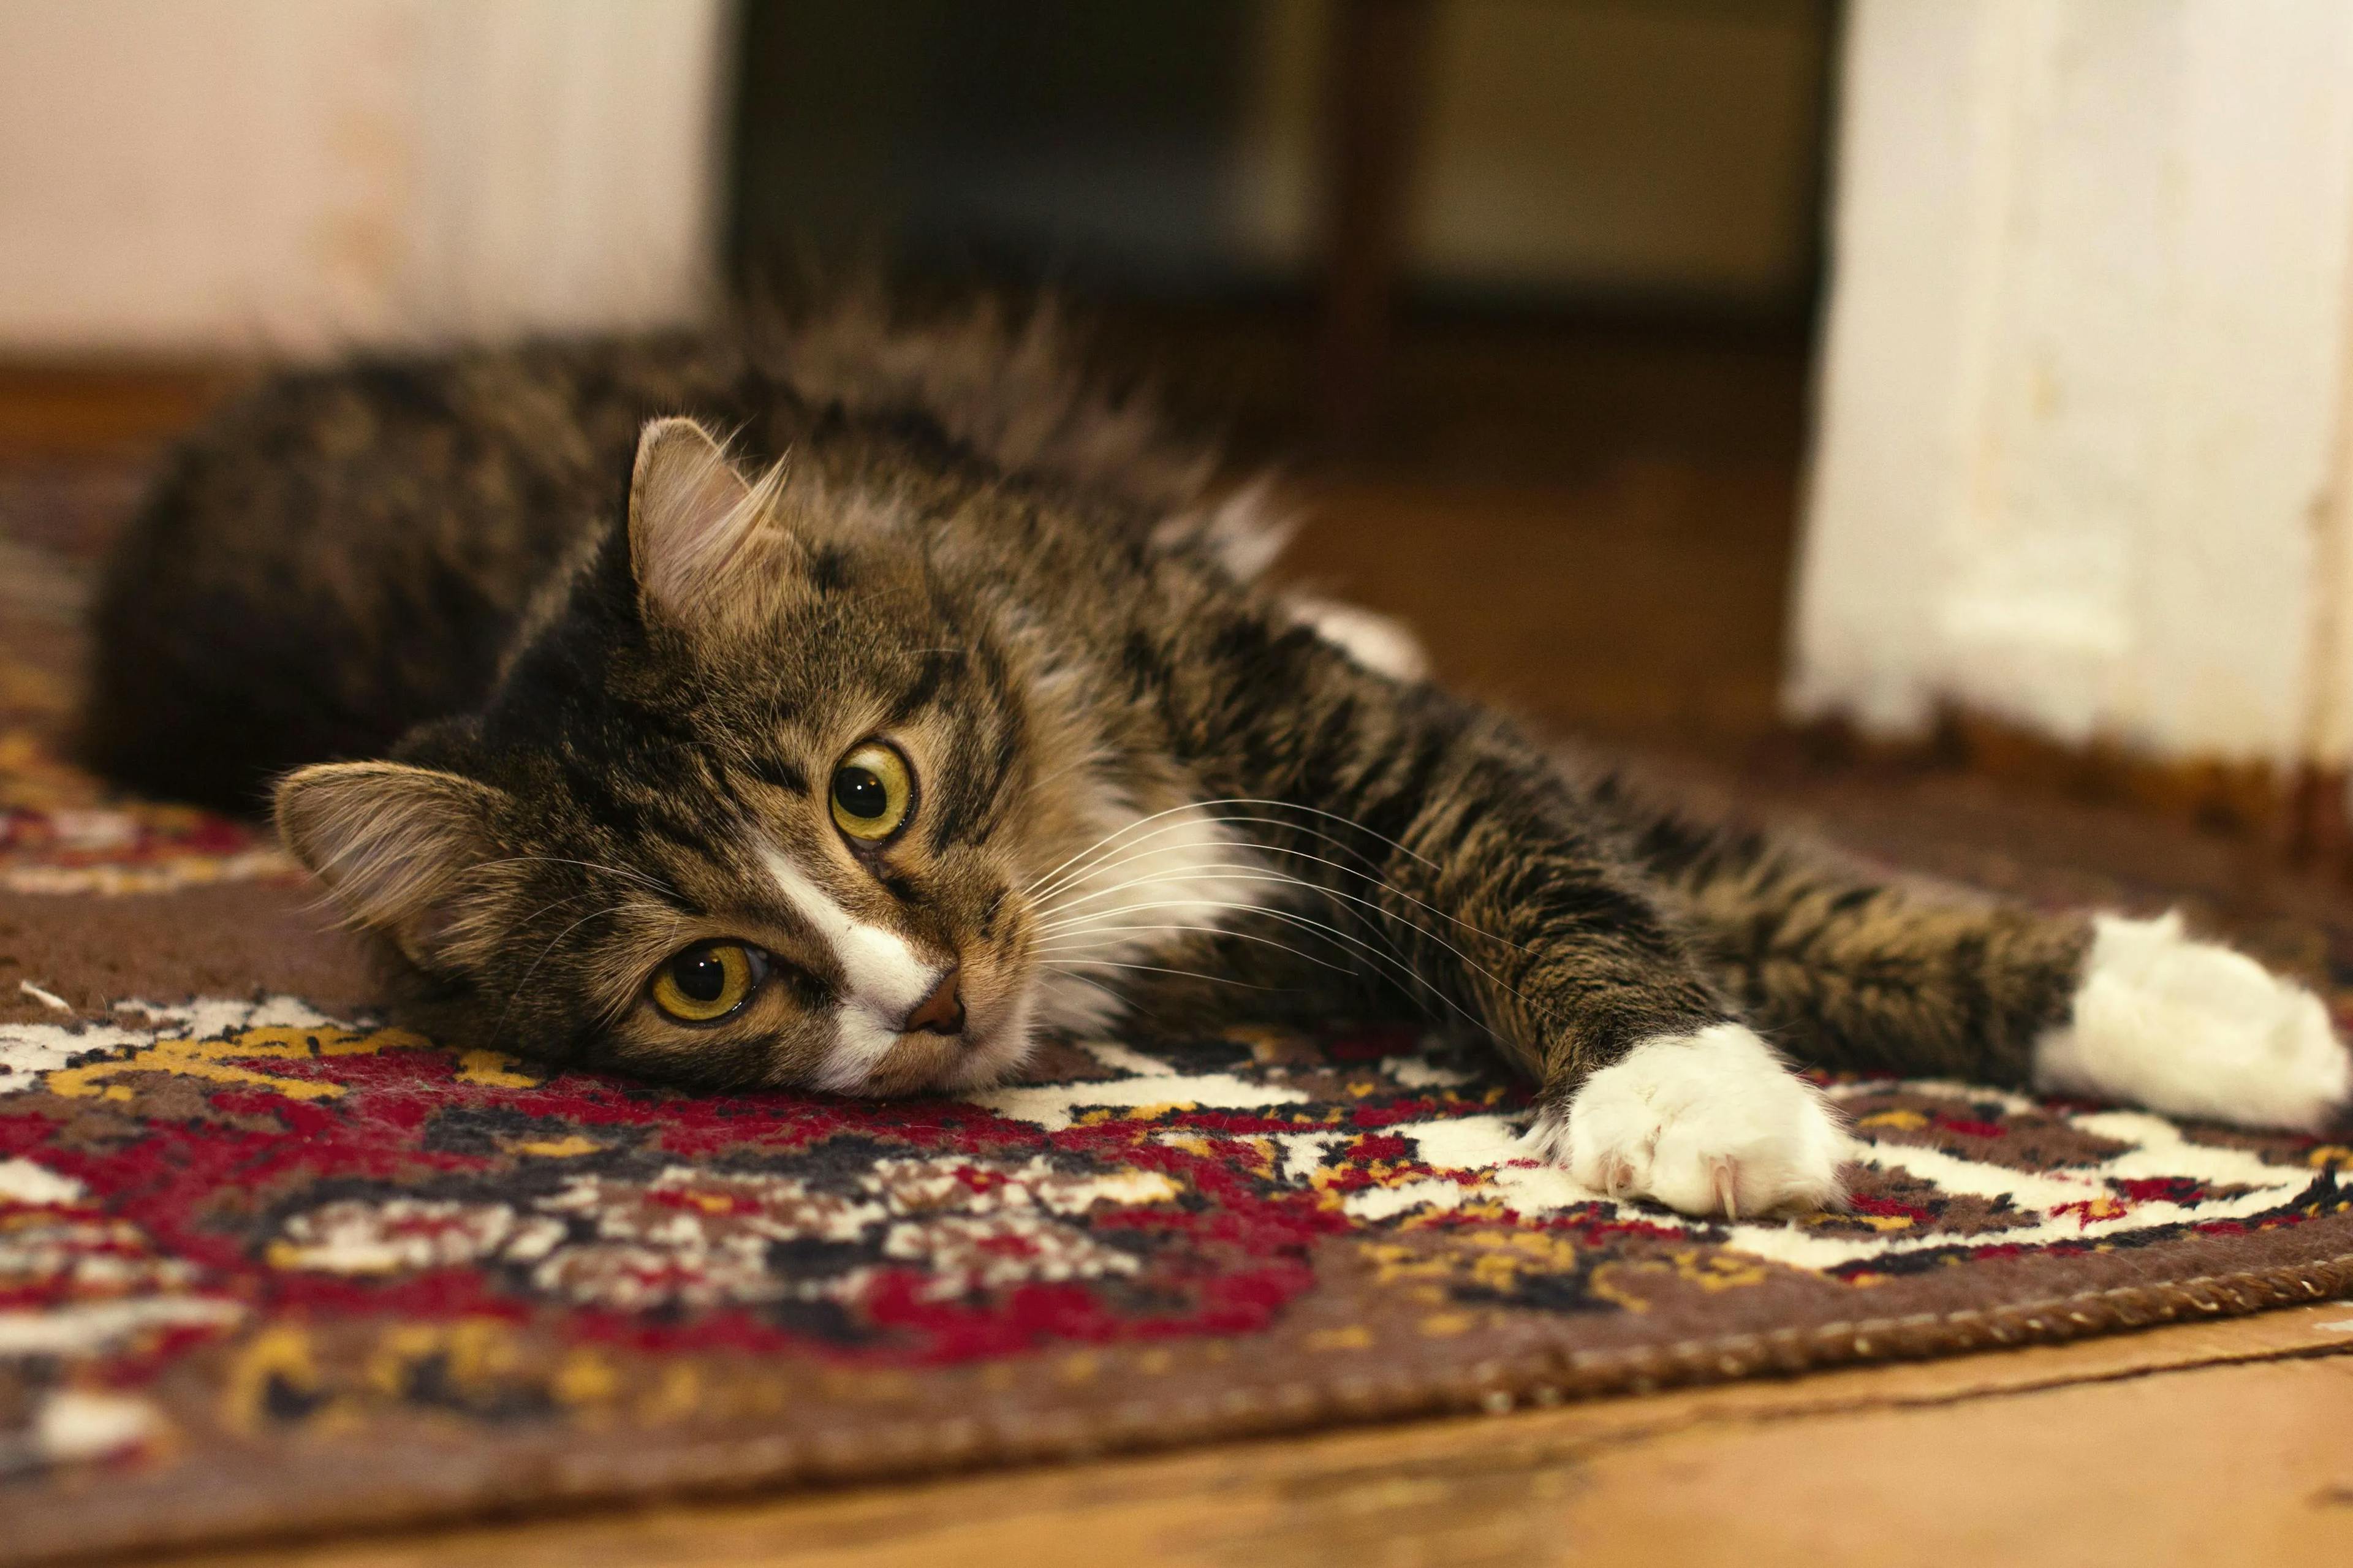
[4,951,2349,1561]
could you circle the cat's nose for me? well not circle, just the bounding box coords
[900,967,964,1036]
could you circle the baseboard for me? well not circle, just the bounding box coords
[1785,708,2348,869]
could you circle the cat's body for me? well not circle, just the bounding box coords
[87,302,2352,1217]
[86,312,1220,811]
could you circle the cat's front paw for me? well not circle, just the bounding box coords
[2035,912,2352,1131]
[1523,1023,1852,1218]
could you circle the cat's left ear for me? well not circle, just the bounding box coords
[627,416,763,620]
[275,761,508,972]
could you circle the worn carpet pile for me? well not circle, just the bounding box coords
[2,463,2351,1563]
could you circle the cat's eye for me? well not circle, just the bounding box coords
[830,741,913,843]
[648,941,764,1023]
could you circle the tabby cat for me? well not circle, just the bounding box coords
[85,301,2352,1218]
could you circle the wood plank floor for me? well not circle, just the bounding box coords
[161,1306,2353,1568]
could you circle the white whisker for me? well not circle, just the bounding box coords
[469,855,675,896]
[1238,903,1501,1040]
[494,899,658,1040]
[1030,796,1442,903]
[1042,816,1530,956]
[1029,811,1370,905]
[1036,889,1499,1042]
[1025,798,1542,1044]
[1041,960,1289,992]
[1034,921,1355,974]
[1041,865,1534,1026]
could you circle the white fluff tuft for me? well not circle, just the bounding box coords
[1287,596,1428,682]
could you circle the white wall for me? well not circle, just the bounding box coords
[0,0,735,355]
[1789,0,2353,771]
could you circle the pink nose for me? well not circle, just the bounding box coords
[901,968,964,1036]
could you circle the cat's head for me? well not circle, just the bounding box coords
[273,417,1143,1095]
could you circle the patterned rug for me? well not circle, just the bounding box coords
[3,462,2351,1563]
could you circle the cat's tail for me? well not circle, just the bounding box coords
[1607,784,2351,1131]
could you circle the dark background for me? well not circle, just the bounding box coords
[726,0,1836,754]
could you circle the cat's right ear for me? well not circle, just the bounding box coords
[627,417,761,621]
[275,761,505,971]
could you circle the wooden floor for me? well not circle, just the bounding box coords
[162,1306,2353,1568]
[9,319,2351,1566]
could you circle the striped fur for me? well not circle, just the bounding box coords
[81,300,2343,1171]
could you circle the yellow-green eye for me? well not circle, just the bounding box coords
[829,742,913,842]
[649,941,762,1023]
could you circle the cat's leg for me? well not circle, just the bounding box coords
[1111,908,1856,1219]
[1176,698,1854,1216]
[1345,795,1853,1216]
[1623,798,2353,1131]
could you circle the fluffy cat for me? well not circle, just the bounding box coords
[85,301,2353,1218]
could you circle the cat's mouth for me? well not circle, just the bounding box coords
[847,980,1037,1097]
[941,1002,1039,1092]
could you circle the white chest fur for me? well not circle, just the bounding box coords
[1026,803,1273,1035]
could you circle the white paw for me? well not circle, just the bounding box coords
[2034,912,2351,1131]
[1525,1023,1852,1218]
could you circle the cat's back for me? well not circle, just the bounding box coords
[81,301,1223,813]
[84,335,748,811]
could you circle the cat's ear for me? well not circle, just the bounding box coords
[275,761,505,970]
[627,416,762,619]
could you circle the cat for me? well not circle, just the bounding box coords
[84,298,2352,1218]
